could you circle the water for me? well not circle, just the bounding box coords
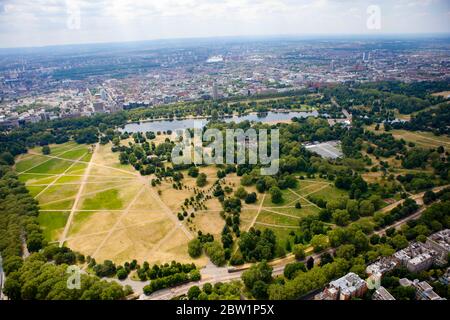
[123,111,318,133]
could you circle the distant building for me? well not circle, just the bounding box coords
[373,286,395,300]
[315,273,367,300]
[366,257,399,278]
[425,229,450,262]
[393,242,437,273]
[212,82,219,100]
[399,278,445,300]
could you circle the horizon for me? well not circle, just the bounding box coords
[1,32,450,51]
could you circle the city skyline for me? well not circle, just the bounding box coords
[0,0,449,48]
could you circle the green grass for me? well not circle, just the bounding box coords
[256,210,300,227]
[40,199,75,211]
[27,158,74,174]
[81,189,123,210]
[269,205,320,218]
[27,186,47,198]
[37,184,80,204]
[38,211,69,241]
[58,147,89,161]
[15,155,48,172]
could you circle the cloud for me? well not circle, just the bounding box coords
[0,0,448,48]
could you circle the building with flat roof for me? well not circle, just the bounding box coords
[373,286,396,300]
[426,229,450,261]
[366,257,399,277]
[399,278,446,301]
[393,242,438,273]
[316,273,367,300]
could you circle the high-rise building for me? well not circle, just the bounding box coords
[212,82,219,100]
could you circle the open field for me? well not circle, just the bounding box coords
[366,124,450,149]
[239,178,344,249]
[15,141,195,265]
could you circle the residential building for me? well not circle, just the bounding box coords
[373,286,396,300]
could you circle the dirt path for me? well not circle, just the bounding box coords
[89,187,147,259]
[247,193,266,231]
[59,145,98,247]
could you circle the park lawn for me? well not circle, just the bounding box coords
[15,155,49,173]
[68,211,122,237]
[36,184,80,204]
[270,205,320,219]
[263,189,300,207]
[40,142,78,155]
[54,175,83,184]
[65,162,88,174]
[27,158,74,174]
[58,147,89,161]
[190,210,224,238]
[309,184,348,201]
[27,186,47,198]
[80,189,124,211]
[40,199,75,211]
[254,225,296,251]
[256,210,301,227]
[21,174,58,185]
[38,211,69,242]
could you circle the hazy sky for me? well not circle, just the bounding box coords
[0,0,449,48]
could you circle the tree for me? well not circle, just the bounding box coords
[359,200,375,216]
[116,268,128,280]
[241,261,273,290]
[311,234,329,253]
[188,239,203,258]
[295,202,302,209]
[234,187,248,199]
[293,244,306,260]
[0,152,14,165]
[332,209,351,226]
[188,167,199,178]
[42,145,51,155]
[251,280,268,299]
[336,244,356,260]
[270,186,283,204]
[204,241,226,266]
[306,256,315,270]
[188,286,202,300]
[284,262,306,280]
[245,192,257,204]
[391,234,409,250]
[196,173,207,187]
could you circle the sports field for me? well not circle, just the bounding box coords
[15,142,201,265]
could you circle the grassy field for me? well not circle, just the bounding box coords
[237,177,344,249]
[15,141,195,265]
[366,124,450,149]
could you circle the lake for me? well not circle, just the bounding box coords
[122,111,319,133]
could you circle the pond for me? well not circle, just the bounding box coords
[122,111,319,133]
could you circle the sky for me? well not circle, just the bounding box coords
[0,0,449,48]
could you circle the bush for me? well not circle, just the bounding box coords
[188,239,203,258]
